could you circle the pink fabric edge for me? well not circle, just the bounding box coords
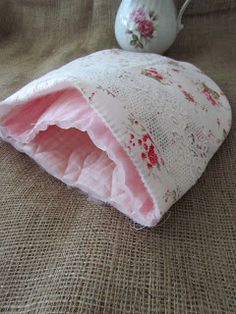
[0,87,158,227]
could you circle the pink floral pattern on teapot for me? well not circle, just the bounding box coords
[115,0,193,54]
[127,7,158,49]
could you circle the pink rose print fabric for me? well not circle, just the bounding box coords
[0,49,232,227]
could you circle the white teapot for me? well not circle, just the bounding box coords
[115,0,192,54]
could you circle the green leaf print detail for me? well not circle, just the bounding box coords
[202,83,220,99]
[130,34,144,49]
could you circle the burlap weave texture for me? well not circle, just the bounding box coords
[0,1,235,313]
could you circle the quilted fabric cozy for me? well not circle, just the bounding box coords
[0,49,232,227]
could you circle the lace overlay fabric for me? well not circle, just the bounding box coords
[0,49,232,226]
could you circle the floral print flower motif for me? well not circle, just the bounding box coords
[127,7,158,49]
[163,190,177,203]
[130,132,160,170]
[201,83,220,106]
[182,124,209,159]
[177,83,197,104]
[167,60,186,70]
[182,90,196,104]
[125,113,165,175]
[96,85,116,98]
[141,68,167,84]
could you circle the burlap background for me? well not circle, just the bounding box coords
[0,1,235,313]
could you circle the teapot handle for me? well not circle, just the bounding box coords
[177,0,192,33]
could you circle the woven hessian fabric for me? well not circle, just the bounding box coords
[0,1,235,313]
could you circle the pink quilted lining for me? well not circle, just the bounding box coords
[2,87,155,225]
